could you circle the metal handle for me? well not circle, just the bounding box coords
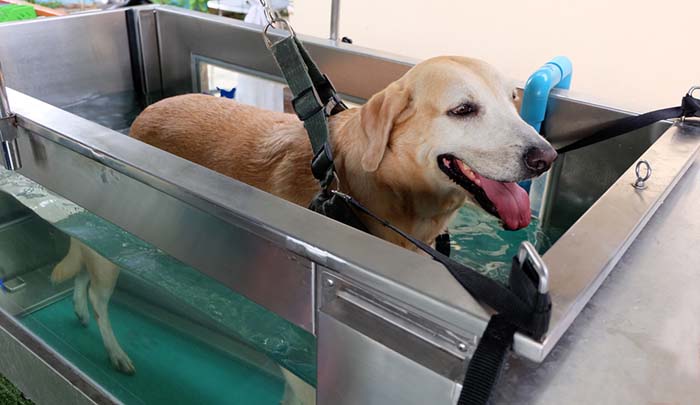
[517,241,549,294]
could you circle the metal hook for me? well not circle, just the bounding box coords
[632,160,652,190]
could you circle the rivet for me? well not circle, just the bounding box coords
[458,343,468,352]
[326,279,335,287]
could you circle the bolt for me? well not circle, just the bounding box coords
[326,279,335,287]
[458,343,468,352]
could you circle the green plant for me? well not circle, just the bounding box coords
[0,374,33,405]
[153,0,207,12]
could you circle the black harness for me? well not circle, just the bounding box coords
[264,24,700,405]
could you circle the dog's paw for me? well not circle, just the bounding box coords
[110,351,136,375]
[74,306,90,327]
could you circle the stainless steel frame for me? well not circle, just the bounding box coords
[330,0,341,41]
[0,307,119,405]
[0,6,699,404]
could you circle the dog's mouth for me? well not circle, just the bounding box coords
[437,154,531,230]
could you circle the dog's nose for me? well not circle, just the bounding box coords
[524,146,557,175]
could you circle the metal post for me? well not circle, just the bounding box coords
[330,0,340,41]
[0,61,21,171]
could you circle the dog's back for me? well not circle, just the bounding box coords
[130,94,320,205]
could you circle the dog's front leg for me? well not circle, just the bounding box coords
[87,261,135,375]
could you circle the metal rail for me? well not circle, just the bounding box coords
[330,0,340,41]
[0,61,21,170]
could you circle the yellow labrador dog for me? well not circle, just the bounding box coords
[51,56,556,380]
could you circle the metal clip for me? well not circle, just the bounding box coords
[262,18,296,49]
[517,241,549,294]
[632,160,652,190]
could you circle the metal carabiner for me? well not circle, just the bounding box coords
[262,18,296,49]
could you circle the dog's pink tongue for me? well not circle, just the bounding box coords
[476,173,531,230]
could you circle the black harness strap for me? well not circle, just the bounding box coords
[557,92,700,154]
[269,36,346,189]
[457,314,515,405]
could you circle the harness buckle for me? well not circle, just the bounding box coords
[292,86,325,122]
[681,85,700,123]
[311,142,335,188]
[319,74,348,115]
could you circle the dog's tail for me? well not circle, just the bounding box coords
[51,237,83,284]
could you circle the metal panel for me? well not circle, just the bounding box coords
[17,132,316,333]
[496,149,700,404]
[153,6,414,100]
[317,311,460,405]
[129,8,164,104]
[514,121,700,361]
[0,308,118,405]
[539,93,671,234]
[0,11,134,108]
[318,268,476,377]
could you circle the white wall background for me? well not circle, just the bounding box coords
[289,0,698,112]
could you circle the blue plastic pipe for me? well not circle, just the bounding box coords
[520,56,573,132]
[519,56,572,193]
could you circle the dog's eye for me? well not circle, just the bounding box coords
[448,103,478,117]
[512,90,519,101]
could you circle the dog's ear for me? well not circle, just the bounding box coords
[360,82,410,172]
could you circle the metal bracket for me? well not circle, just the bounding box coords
[517,241,549,294]
[0,113,17,139]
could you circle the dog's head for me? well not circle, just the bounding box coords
[358,56,557,230]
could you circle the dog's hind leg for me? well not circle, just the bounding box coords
[280,368,315,405]
[73,270,90,327]
[86,256,135,375]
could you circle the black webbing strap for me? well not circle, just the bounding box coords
[269,35,346,188]
[457,315,516,405]
[557,91,700,154]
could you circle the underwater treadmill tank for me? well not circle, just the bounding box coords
[0,6,698,405]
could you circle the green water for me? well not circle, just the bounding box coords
[53,210,317,387]
[449,206,555,284]
[22,296,285,405]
